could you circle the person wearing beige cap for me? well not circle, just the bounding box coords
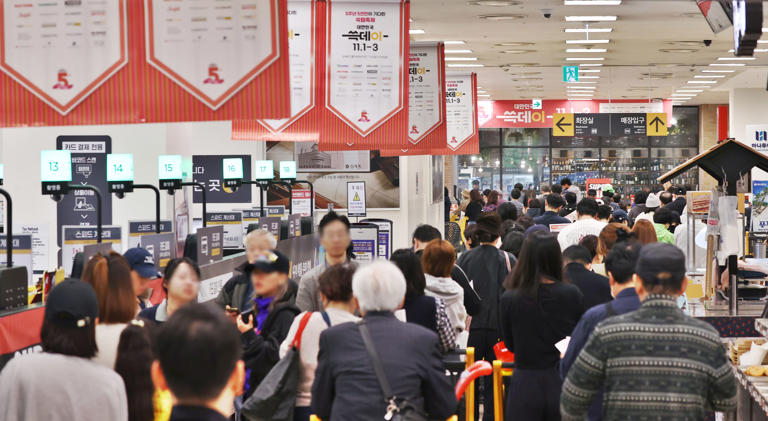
[635,193,661,224]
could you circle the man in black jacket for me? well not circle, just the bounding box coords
[664,186,687,215]
[312,260,456,420]
[534,194,571,231]
[214,229,277,314]
[562,245,612,310]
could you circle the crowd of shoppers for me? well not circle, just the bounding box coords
[0,180,738,421]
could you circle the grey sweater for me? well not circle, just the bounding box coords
[296,262,328,312]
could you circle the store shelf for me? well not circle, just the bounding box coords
[735,365,768,418]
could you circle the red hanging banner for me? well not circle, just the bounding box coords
[443,72,479,155]
[0,0,291,127]
[317,0,409,151]
[233,0,323,142]
[380,41,446,156]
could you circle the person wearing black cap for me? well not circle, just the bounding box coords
[124,248,162,310]
[561,243,737,420]
[236,250,300,399]
[0,279,128,421]
[456,213,515,421]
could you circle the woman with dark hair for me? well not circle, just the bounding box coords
[526,198,544,218]
[0,280,128,420]
[390,249,455,353]
[457,213,515,421]
[139,257,201,325]
[500,231,585,420]
[83,251,139,368]
[114,320,159,421]
[276,264,359,421]
[578,235,599,265]
[482,190,501,213]
[466,189,484,222]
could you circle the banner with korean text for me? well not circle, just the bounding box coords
[0,0,290,126]
[444,72,478,155]
[318,0,409,151]
[381,41,446,156]
[232,0,322,142]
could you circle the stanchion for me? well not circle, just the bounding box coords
[465,348,476,421]
[492,360,515,421]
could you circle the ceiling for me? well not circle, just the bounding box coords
[409,0,768,105]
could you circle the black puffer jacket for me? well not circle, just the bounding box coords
[241,280,299,399]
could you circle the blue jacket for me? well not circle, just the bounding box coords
[534,211,571,230]
[560,287,641,421]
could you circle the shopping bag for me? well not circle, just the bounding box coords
[241,312,313,421]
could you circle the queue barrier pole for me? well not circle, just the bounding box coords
[465,348,476,421]
[492,360,515,421]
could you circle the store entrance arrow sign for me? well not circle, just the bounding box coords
[563,66,579,82]
[553,113,575,136]
[646,113,668,136]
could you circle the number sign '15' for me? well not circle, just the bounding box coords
[158,155,183,180]
[107,154,134,182]
[223,158,244,180]
[254,160,274,180]
[41,150,73,182]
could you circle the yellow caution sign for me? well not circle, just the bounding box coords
[353,192,361,201]
[647,113,668,136]
[553,113,574,137]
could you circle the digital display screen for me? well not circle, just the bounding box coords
[158,155,183,180]
[279,161,297,179]
[107,154,135,182]
[41,150,72,182]
[254,160,274,180]
[222,158,244,180]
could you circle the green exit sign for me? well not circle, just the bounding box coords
[563,66,579,82]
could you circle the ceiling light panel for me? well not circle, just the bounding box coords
[444,41,466,45]
[447,64,484,67]
[565,28,612,32]
[566,39,610,44]
[445,49,473,53]
[409,29,425,34]
[444,57,478,61]
[565,16,617,22]
[564,0,621,4]
[566,48,607,53]
[566,57,604,60]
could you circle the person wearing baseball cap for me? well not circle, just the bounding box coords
[124,247,162,310]
[0,280,128,421]
[561,243,737,420]
[236,250,300,400]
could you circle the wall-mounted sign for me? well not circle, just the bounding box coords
[192,155,252,204]
[347,181,366,218]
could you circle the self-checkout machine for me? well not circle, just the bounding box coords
[659,139,768,316]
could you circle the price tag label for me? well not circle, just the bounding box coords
[107,154,134,182]
[41,150,72,182]
[279,161,297,180]
[158,155,182,180]
[222,158,244,180]
[254,160,274,180]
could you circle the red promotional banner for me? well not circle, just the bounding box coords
[233,0,323,143]
[318,0,410,151]
[443,72,478,156]
[0,0,291,127]
[478,99,673,129]
[381,41,446,156]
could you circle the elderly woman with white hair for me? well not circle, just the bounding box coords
[311,261,456,421]
[214,229,277,314]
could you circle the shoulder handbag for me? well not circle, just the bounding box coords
[242,312,314,421]
[434,299,456,354]
[357,321,427,421]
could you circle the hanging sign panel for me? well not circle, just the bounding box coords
[445,72,479,155]
[319,0,409,151]
[0,0,129,115]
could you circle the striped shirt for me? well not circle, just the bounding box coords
[560,295,736,421]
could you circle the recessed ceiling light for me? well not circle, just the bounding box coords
[694,75,725,78]
[579,63,603,67]
[658,48,698,53]
[564,0,621,4]
[444,41,466,45]
[495,42,535,47]
[501,50,534,54]
[565,16,617,22]
[445,57,478,61]
[445,49,473,53]
[447,64,484,67]
[566,57,604,61]
[409,29,425,35]
[701,69,735,73]
[717,57,756,61]
[565,27,612,32]
[688,80,717,84]
[579,76,600,79]
[566,48,607,53]
[479,14,526,20]
[566,39,610,44]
